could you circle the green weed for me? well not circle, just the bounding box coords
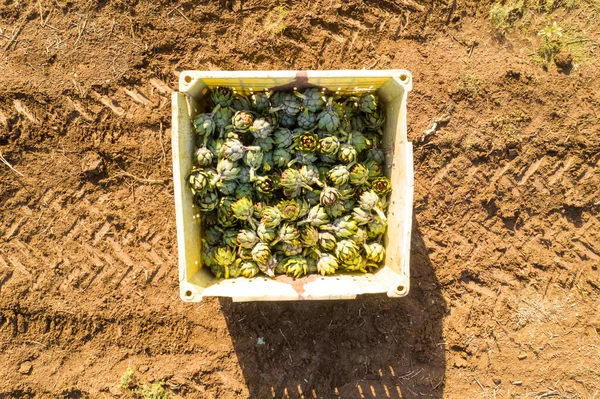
[490,0,525,31]
[263,6,288,36]
[456,72,485,99]
[117,368,169,399]
[536,21,563,65]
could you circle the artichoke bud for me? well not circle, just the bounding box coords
[251,92,271,113]
[235,183,254,200]
[237,229,259,249]
[282,255,308,278]
[365,148,386,164]
[232,111,255,131]
[320,186,341,207]
[349,131,371,153]
[318,231,337,252]
[259,255,277,277]
[319,136,341,156]
[338,143,358,164]
[365,242,386,263]
[295,131,319,153]
[317,98,340,132]
[211,87,233,107]
[300,225,319,247]
[273,127,295,148]
[273,148,292,168]
[204,226,222,247]
[231,94,251,111]
[257,222,278,243]
[277,241,303,256]
[253,136,275,152]
[277,222,300,244]
[188,169,209,196]
[300,164,324,188]
[327,165,350,186]
[363,108,385,130]
[214,246,236,268]
[240,260,260,278]
[368,215,388,238]
[254,175,277,195]
[193,113,216,137]
[251,242,271,265]
[202,246,216,268]
[371,176,392,196]
[297,205,330,227]
[335,239,360,264]
[358,93,378,114]
[216,179,237,196]
[326,202,345,218]
[281,168,312,193]
[278,199,302,220]
[250,116,276,139]
[217,209,237,228]
[364,159,383,180]
[297,88,326,112]
[216,159,241,182]
[293,150,318,165]
[194,147,214,167]
[261,206,282,228]
[214,107,234,131]
[222,229,238,247]
[317,253,339,276]
[196,190,219,212]
[352,207,374,226]
[349,163,369,186]
[297,109,317,130]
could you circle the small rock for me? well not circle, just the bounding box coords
[508,148,518,158]
[554,52,573,72]
[257,337,265,345]
[18,361,32,374]
[453,357,468,368]
[81,151,105,176]
[518,353,528,360]
[139,365,149,373]
[493,378,501,385]
[512,380,523,386]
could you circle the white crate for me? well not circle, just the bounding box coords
[172,70,413,302]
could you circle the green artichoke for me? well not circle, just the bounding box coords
[364,159,383,180]
[240,260,260,278]
[196,190,219,212]
[352,207,375,226]
[188,169,209,196]
[253,136,275,153]
[214,106,234,132]
[216,179,237,196]
[222,228,239,247]
[347,131,371,153]
[296,88,325,112]
[273,148,292,168]
[368,215,387,239]
[371,176,392,196]
[273,127,295,148]
[194,147,214,167]
[317,98,340,132]
[237,229,259,249]
[193,112,216,138]
[358,190,387,220]
[300,225,319,247]
[337,143,358,164]
[254,175,277,195]
[260,255,277,277]
[321,215,358,239]
[327,165,350,186]
[320,186,341,207]
[251,242,271,265]
[318,231,337,252]
[204,226,222,247]
[278,199,305,220]
[295,131,319,153]
[251,92,270,113]
[215,159,241,182]
[317,253,339,276]
[334,239,360,265]
[231,197,257,228]
[275,222,300,245]
[365,147,386,164]
[281,168,312,196]
[244,149,264,181]
[349,163,369,186]
[293,150,318,165]
[319,136,341,156]
[326,202,345,218]
[211,87,233,107]
[261,206,282,228]
[257,222,278,243]
[231,94,251,111]
[232,111,254,131]
[297,109,317,130]
[364,242,386,263]
[362,108,385,131]
[297,205,330,227]
[250,115,276,139]
[276,241,303,256]
[299,164,324,188]
[272,92,302,116]
[235,183,254,200]
[358,93,378,114]
[282,255,308,278]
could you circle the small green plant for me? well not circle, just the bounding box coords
[117,368,169,399]
[537,21,563,65]
[119,368,136,389]
[456,72,485,99]
[490,0,525,31]
[263,6,288,36]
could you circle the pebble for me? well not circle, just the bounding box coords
[139,365,149,373]
[518,353,528,360]
[18,361,32,375]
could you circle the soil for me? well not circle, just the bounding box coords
[1,1,599,398]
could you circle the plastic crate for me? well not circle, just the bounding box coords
[172,70,413,302]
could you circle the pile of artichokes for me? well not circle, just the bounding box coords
[188,86,392,279]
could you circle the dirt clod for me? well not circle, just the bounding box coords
[81,151,105,176]
[19,362,32,375]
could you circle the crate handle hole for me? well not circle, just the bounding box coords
[395,285,406,294]
[183,75,193,84]
[184,290,193,297]
[399,74,409,83]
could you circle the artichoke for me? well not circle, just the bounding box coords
[304,189,321,206]
[260,255,277,277]
[321,215,358,239]
[295,131,319,153]
[334,239,360,265]
[232,111,254,131]
[194,146,214,167]
[371,176,392,196]
[196,190,219,212]
[364,242,386,263]
[261,206,282,228]
[253,136,275,153]
[273,127,295,148]
[251,242,271,265]
[240,260,260,278]
[365,147,386,164]
[349,163,369,187]
[327,165,350,186]
[276,241,303,256]
[237,229,259,249]
[250,115,276,139]
[297,205,330,227]
[319,136,341,156]
[257,222,278,243]
[272,92,302,116]
[215,159,242,182]
[278,112,297,128]
[317,253,339,276]
[273,148,292,168]
[281,168,312,195]
[282,256,308,278]
[358,190,387,220]
[204,226,222,247]
[235,183,254,200]
[202,246,216,268]
[296,88,325,112]
[214,106,234,132]
[352,207,375,226]
[188,169,209,196]
[244,149,264,181]
[320,186,341,207]
[254,175,277,195]
[358,93,378,114]
[231,94,251,111]
[222,228,239,247]
[347,131,371,153]
[362,108,385,131]
[299,164,324,188]
[193,112,216,139]
[297,109,317,130]
[216,179,237,196]
[326,202,345,218]
[214,246,236,278]
[231,197,257,228]
[211,87,233,107]
[251,92,271,113]
[317,97,340,132]
[293,150,318,165]
[318,231,337,252]
[337,143,358,164]
[364,159,383,180]
[278,199,305,221]
[300,225,319,247]
[274,222,300,245]
[368,215,387,239]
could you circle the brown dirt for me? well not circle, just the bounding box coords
[1,1,599,398]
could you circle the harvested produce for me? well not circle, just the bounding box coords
[188,87,392,278]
